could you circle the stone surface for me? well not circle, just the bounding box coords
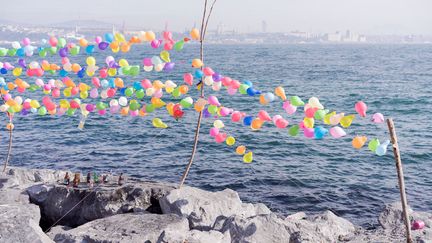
[159,186,271,229]
[49,213,189,243]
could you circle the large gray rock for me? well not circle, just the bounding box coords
[27,181,174,228]
[221,213,292,243]
[50,213,189,243]
[185,230,231,243]
[159,186,271,229]
[285,210,356,243]
[3,167,68,189]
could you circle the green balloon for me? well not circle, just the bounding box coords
[174,40,184,51]
[38,48,47,57]
[66,108,76,116]
[49,47,58,55]
[57,38,67,48]
[129,66,140,76]
[208,105,218,114]
[129,102,140,111]
[290,96,304,106]
[0,48,8,56]
[7,48,17,56]
[38,107,47,116]
[288,125,300,137]
[121,66,131,75]
[96,102,106,110]
[180,98,193,108]
[368,138,380,152]
[145,104,155,113]
[239,84,249,95]
[125,87,134,97]
[136,89,145,99]
[70,46,80,55]
[172,87,181,97]
[314,109,329,120]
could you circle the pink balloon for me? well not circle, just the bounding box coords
[227,87,237,95]
[208,96,220,106]
[183,73,194,86]
[219,107,231,116]
[164,41,173,50]
[272,115,283,124]
[303,128,315,138]
[98,109,106,115]
[57,108,66,116]
[52,88,60,98]
[275,118,289,128]
[154,89,163,98]
[412,220,425,230]
[355,101,367,117]
[99,68,108,78]
[141,79,152,89]
[110,105,120,114]
[283,101,297,115]
[299,121,306,129]
[22,38,31,46]
[92,77,101,88]
[372,113,384,123]
[23,102,31,109]
[49,37,58,47]
[95,36,103,44]
[90,88,99,98]
[130,110,138,117]
[215,133,227,143]
[203,67,215,76]
[231,111,242,122]
[221,77,232,86]
[163,31,173,41]
[258,110,272,121]
[330,113,344,125]
[329,126,347,138]
[305,107,318,118]
[143,58,153,66]
[151,39,161,48]
[230,80,241,89]
[209,127,219,137]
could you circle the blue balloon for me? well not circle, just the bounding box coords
[16,48,25,57]
[108,78,115,88]
[85,45,95,54]
[104,33,114,43]
[247,87,256,96]
[314,126,328,140]
[194,69,204,78]
[243,80,253,87]
[119,88,126,95]
[243,116,253,126]
[133,81,142,90]
[0,68,7,74]
[59,69,68,77]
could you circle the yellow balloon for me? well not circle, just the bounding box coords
[118,59,129,67]
[160,50,171,62]
[108,68,117,76]
[340,115,355,128]
[114,32,126,42]
[59,100,70,109]
[243,152,253,163]
[86,57,96,66]
[152,118,168,128]
[226,136,236,146]
[213,120,224,129]
[12,68,22,77]
[303,117,315,128]
[323,111,336,124]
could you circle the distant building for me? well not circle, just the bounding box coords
[326,32,342,42]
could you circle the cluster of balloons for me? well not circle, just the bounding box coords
[0,29,391,165]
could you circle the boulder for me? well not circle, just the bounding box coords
[159,186,271,229]
[221,213,292,243]
[185,229,231,243]
[50,213,189,243]
[27,182,174,229]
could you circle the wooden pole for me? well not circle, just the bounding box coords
[2,123,12,172]
[179,0,217,187]
[386,118,412,243]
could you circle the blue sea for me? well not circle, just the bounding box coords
[1,44,431,226]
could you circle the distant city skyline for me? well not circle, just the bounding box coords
[0,0,431,35]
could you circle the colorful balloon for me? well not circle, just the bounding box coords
[352,136,367,149]
[355,101,367,117]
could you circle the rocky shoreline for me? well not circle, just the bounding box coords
[0,166,430,243]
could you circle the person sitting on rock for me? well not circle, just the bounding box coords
[102,174,108,183]
[118,173,124,186]
[63,172,70,186]
[72,173,80,188]
[93,172,99,184]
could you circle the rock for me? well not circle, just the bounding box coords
[221,213,292,243]
[0,200,54,243]
[285,210,356,243]
[3,167,68,188]
[186,229,231,243]
[159,186,271,229]
[50,213,189,243]
[286,212,307,221]
[27,182,174,229]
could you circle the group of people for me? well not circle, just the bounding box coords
[62,171,125,188]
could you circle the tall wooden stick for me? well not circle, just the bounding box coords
[387,118,412,243]
[179,0,217,187]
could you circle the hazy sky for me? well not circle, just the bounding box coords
[1,0,431,35]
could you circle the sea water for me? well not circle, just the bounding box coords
[1,44,431,226]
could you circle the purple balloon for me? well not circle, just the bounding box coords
[203,109,211,118]
[18,59,26,69]
[20,109,29,116]
[212,73,222,82]
[59,47,68,57]
[98,42,109,50]
[163,62,175,72]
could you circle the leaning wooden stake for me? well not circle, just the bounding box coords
[387,118,412,243]
[2,122,13,172]
[179,0,217,187]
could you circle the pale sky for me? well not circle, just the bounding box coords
[1,0,431,35]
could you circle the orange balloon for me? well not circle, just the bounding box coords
[129,36,140,44]
[259,94,269,105]
[110,41,119,49]
[236,145,246,155]
[120,107,129,116]
[120,43,131,53]
[251,118,264,130]
[145,31,156,41]
[153,80,164,89]
[79,38,88,47]
[114,78,124,88]
[166,103,174,116]
[275,86,286,101]
[190,28,200,40]
[191,59,203,68]
[6,123,14,130]
[7,82,16,91]
[139,108,147,116]
[71,63,81,73]
[352,136,367,149]
[179,85,189,94]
